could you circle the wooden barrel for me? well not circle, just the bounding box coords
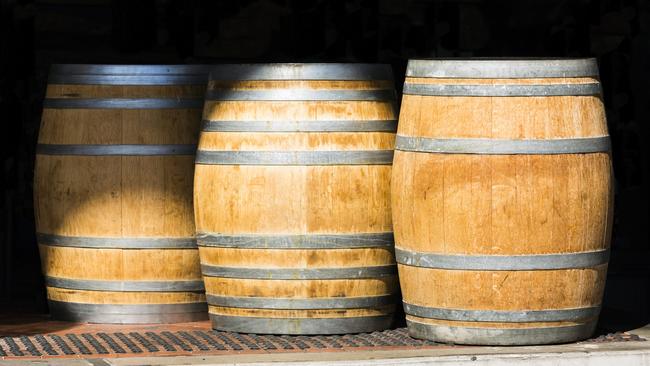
[392,59,613,345]
[194,63,399,334]
[35,64,211,323]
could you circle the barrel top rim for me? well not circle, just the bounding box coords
[406,58,599,78]
[50,64,213,75]
[209,62,392,66]
[208,63,394,80]
[408,57,597,61]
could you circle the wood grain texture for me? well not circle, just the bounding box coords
[199,247,394,268]
[35,80,205,320]
[40,245,201,280]
[35,156,195,237]
[198,131,395,151]
[209,305,395,319]
[196,71,398,332]
[203,277,398,298]
[393,70,613,339]
[203,100,396,120]
[392,153,612,254]
[46,84,205,98]
[406,316,589,329]
[397,264,607,310]
[400,77,607,140]
[194,165,392,234]
[47,287,205,304]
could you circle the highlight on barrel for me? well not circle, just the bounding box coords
[34,64,211,323]
[194,63,399,334]
[392,58,613,345]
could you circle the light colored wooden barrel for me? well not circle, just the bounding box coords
[194,63,399,335]
[35,64,211,323]
[392,58,613,345]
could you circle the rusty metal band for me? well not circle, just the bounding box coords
[45,276,205,292]
[195,150,394,165]
[402,82,601,96]
[37,233,197,249]
[196,232,394,249]
[201,264,397,280]
[395,135,611,155]
[36,144,196,156]
[43,98,204,109]
[207,295,397,309]
[406,59,599,78]
[402,302,601,322]
[395,247,610,270]
[201,119,398,132]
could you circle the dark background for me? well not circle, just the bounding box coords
[0,0,648,331]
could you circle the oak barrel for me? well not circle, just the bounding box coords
[194,63,399,334]
[35,64,211,323]
[392,58,613,345]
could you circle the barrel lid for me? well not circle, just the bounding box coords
[208,63,394,81]
[48,64,212,85]
[406,58,599,78]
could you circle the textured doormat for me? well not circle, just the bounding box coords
[0,327,443,359]
[0,316,645,359]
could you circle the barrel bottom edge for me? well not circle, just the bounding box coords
[48,300,208,324]
[406,319,597,346]
[210,313,395,335]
